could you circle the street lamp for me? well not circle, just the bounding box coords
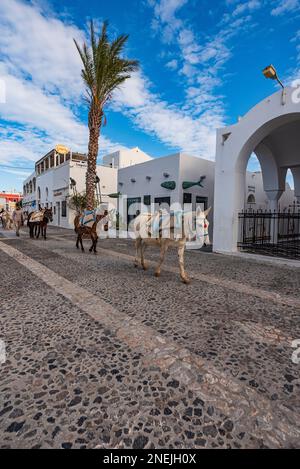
[262,64,286,105]
[262,64,284,89]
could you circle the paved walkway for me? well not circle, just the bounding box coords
[0,226,300,448]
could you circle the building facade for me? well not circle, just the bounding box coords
[22,147,153,229]
[214,86,300,254]
[103,147,152,168]
[23,145,295,236]
[0,192,23,211]
[22,149,118,229]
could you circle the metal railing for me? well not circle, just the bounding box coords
[238,207,300,260]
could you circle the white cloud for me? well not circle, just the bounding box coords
[0,0,226,165]
[232,1,261,16]
[0,0,128,170]
[0,0,262,171]
[271,0,300,16]
[0,0,84,100]
[166,59,178,70]
[113,72,223,158]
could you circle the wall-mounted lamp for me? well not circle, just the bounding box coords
[262,64,286,105]
[131,178,136,183]
[262,64,284,89]
[146,176,152,181]
[163,172,170,178]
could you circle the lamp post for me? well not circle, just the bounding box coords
[262,64,286,104]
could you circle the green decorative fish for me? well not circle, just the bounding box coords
[182,176,206,190]
[108,192,122,198]
[161,181,176,190]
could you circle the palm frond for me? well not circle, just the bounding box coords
[75,20,139,109]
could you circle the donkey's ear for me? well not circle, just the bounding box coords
[204,207,212,217]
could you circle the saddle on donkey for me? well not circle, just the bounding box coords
[80,210,96,228]
[29,210,45,223]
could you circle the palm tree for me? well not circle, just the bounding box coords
[74,21,139,210]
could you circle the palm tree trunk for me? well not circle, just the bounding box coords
[86,103,102,210]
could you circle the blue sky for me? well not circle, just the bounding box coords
[0,0,300,191]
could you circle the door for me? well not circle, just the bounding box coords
[196,196,208,212]
[154,196,170,211]
[56,202,60,226]
[127,197,141,227]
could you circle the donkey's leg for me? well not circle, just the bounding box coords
[79,235,84,252]
[140,241,149,271]
[89,234,96,253]
[134,238,142,267]
[44,225,47,240]
[89,235,94,252]
[155,241,169,278]
[178,241,190,284]
[36,225,40,239]
[76,234,80,249]
[93,235,98,253]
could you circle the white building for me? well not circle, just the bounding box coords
[23,142,295,236]
[118,153,214,230]
[23,149,118,229]
[117,152,294,238]
[214,86,300,254]
[103,147,152,168]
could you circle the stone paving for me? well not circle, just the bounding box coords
[0,226,300,449]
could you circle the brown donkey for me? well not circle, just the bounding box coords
[74,211,108,253]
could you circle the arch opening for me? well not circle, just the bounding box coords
[214,88,300,258]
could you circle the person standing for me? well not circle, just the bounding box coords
[0,209,4,228]
[12,205,23,237]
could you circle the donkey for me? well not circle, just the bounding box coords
[74,211,108,253]
[133,207,211,284]
[28,208,53,240]
[1,210,14,230]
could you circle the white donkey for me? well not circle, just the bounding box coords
[133,207,211,284]
[1,211,14,230]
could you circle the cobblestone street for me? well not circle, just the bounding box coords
[0,226,300,449]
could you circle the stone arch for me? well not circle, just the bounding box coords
[214,87,300,253]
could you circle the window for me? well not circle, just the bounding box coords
[60,154,64,165]
[143,195,151,206]
[247,194,256,205]
[61,200,67,217]
[50,154,55,167]
[196,196,208,211]
[127,197,141,226]
[154,197,170,211]
[45,187,49,200]
[183,193,192,204]
[37,187,41,200]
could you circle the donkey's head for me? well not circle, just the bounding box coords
[44,208,53,222]
[195,207,211,246]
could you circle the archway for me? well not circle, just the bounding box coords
[246,194,256,205]
[213,86,300,254]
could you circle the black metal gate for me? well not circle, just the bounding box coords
[238,208,300,260]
